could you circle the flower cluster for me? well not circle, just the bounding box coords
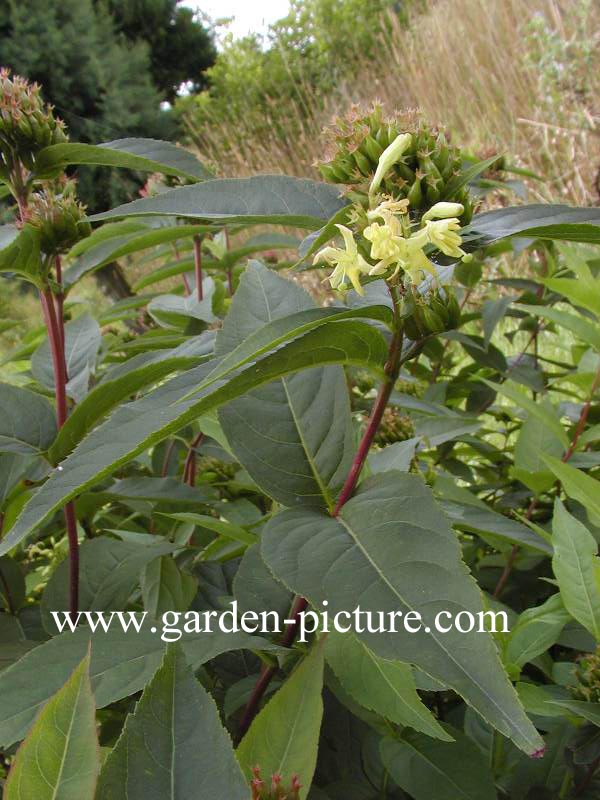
[250,767,301,800]
[317,104,472,222]
[28,179,91,257]
[0,69,67,177]
[314,196,468,295]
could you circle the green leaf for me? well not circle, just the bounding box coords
[543,455,600,525]
[0,384,56,455]
[442,154,503,200]
[547,698,600,727]
[217,262,354,509]
[32,312,101,403]
[96,644,247,800]
[325,630,450,739]
[147,287,217,329]
[504,594,571,672]
[41,536,175,632]
[1,315,387,555]
[552,499,600,640]
[0,224,43,287]
[237,641,325,798]
[90,175,348,228]
[483,379,569,448]
[48,336,212,463]
[380,727,496,800]
[262,472,543,755]
[516,303,600,351]
[100,477,217,506]
[368,439,418,474]
[4,652,99,800]
[63,223,211,287]
[439,500,552,555]
[464,204,600,247]
[233,543,291,618]
[141,557,197,618]
[34,138,211,182]
[541,275,600,318]
[513,401,565,493]
[161,512,256,546]
[0,626,275,748]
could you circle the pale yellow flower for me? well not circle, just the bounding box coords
[424,218,467,259]
[369,133,412,196]
[313,224,371,295]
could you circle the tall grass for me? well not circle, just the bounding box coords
[185,0,600,205]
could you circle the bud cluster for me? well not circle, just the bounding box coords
[374,407,415,446]
[0,69,67,177]
[28,180,91,257]
[317,104,472,224]
[251,768,301,800]
[402,284,461,340]
[570,647,600,704]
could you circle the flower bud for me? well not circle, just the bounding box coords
[28,182,90,256]
[422,202,465,222]
[369,133,412,196]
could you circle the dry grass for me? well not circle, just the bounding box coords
[186,0,600,205]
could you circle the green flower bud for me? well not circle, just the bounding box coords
[28,182,90,256]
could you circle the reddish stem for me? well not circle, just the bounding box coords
[183,432,204,487]
[54,255,66,360]
[237,288,403,739]
[39,283,79,617]
[193,235,203,301]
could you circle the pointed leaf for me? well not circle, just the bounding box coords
[0,626,276,748]
[465,204,600,248]
[34,138,211,182]
[90,175,348,228]
[217,262,354,509]
[237,641,325,798]
[552,500,600,640]
[96,644,247,800]
[325,630,449,739]
[262,472,543,755]
[380,728,496,800]
[543,456,600,524]
[4,653,99,800]
[1,316,387,555]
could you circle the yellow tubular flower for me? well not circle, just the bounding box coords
[313,224,371,295]
[424,218,467,259]
[369,133,412,197]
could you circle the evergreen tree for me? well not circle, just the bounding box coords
[0,0,214,209]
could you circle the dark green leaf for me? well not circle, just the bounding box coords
[4,653,98,800]
[380,727,497,800]
[262,472,543,754]
[237,641,325,799]
[217,262,354,509]
[96,644,247,800]
[90,175,348,228]
[35,138,211,182]
[1,315,387,555]
[0,384,56,455]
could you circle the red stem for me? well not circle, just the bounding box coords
[39,282,79,618]
[237,288,403,739]
[183,432,204,487]
[193,235,203,301]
